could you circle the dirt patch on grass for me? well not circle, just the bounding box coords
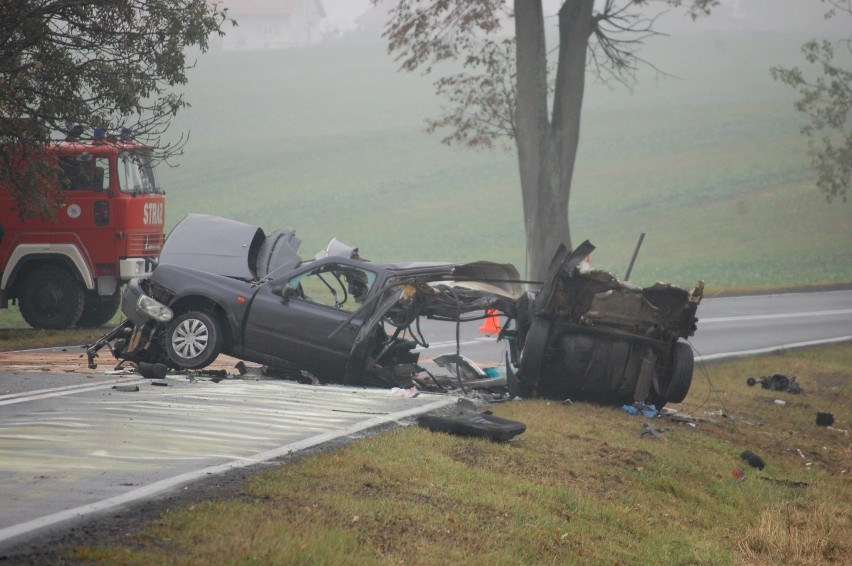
[0,349,254,376]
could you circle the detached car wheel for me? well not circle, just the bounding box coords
[665,341,694,404]
[166,311,223,369]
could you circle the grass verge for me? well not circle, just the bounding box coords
[68,344,851,565]
[0,327,108,352]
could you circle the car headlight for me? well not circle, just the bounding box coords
[136,294,173,322]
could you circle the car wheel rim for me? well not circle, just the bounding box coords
[172,318,209,359]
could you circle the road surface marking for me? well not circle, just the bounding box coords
[0,397,454,547]
[699,309,852,324]
[0,379,146,406]
[697,335,852,361]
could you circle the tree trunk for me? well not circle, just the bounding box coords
[514,0,593,280]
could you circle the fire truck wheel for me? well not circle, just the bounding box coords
[19,266,86,329]
[165,310,223,369]
[77,291,121,327]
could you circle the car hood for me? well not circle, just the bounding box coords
[157,214,268,280]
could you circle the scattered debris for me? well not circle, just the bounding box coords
[136,361,168,380]
[151,381,168,387]
[455,398,482,412]
[390,386,419,398]
[417,412,526,441]
[760,477,808,488]
[732,467,746,481]
[816,411,835,426]
[741,450,765,470]
[111,385,139,392]
[660,407,715,424]
[235,361,265,377]
[431,354,507,392]
[621,402,659,418]
[417,399,525,441]
[639,423,664,439]
[746,373,802,393]
[707,409,733,419]
[774,399,786,405]
[200,368,228,379]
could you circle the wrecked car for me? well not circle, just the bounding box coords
[87,214,703,407]
[87,214,522,388]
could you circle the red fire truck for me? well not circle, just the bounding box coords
[0,129,165,329]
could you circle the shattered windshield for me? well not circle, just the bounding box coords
[118,150,160,194]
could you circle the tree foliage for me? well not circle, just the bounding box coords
[771,0,851,203]
[380,1,716,278]
[0,0,230,219]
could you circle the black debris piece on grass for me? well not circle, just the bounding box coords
[741,449,765,470]
[746,374,802,394]
[417,400,526,441]
[816,411,835,426]
[417,413,526,441]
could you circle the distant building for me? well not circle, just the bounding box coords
[215,0,327,50]
[353,0,390,39]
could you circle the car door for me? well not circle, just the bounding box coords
[243,262,377,378]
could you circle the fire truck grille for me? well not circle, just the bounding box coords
[127,233,165,256]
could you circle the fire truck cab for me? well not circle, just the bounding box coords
[0,130,165,329]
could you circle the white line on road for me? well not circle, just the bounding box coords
[696,335,852,362]
[699,309,852,324]
[0,397,455,547]
[0,378,146,406]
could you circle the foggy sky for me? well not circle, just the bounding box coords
[320,0,848,36]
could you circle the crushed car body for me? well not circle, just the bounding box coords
[511,242,703,407]
[87,214,703,406]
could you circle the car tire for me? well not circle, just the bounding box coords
[19,266,85,329]
[77,291,121,327]
[518,318,552,393]
[665,341,694,403]
[165,311,223,369]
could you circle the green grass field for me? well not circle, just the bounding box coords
[153,31,850,290]
[2,31,849,329]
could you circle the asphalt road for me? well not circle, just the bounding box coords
[0,289,850,550]
[421,288,852,366]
